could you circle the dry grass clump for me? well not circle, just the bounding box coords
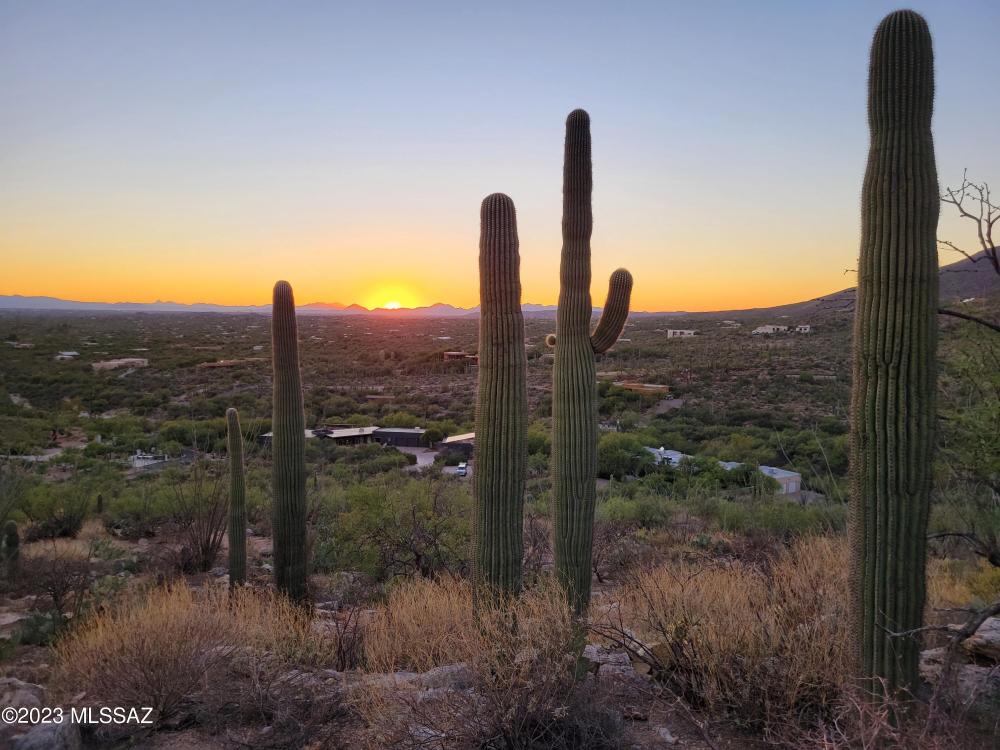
[601,536,851,738]
[927,557,1000,611]
[360,576,623,750]
[363,574,475,672]
[54,582,346,742]
[54,583,231,721]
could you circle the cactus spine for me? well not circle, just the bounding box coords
[2,521,19,581]
[271,281,309,602]
[552,109,633,613]
[849,10,938,698]
[473,193,528,604]
[226,407,247,587]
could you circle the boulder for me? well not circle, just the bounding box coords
[920,647,1000,720]
[959,616,1000,662]
[11,722,81,750]
[0,678,44,710]
[418,663,473,690]
[582,644,632,670]
[656,725,678,745]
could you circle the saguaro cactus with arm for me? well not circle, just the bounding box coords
[226,407,247,587]
[849,9,939,699]
[271,281,309,602]
[552,109,634,614]
[473,193,528,604]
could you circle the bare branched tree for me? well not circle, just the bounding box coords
[818,173,1000,332]
[938,171,1000,333]
[939,170,1000,275]
[167,459,227,573]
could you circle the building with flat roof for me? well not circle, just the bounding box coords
[645,447,691,467]
[373,427,426,448]
[440,432,475,456]
[313,426,381,445]
[645,446,802,495]
[666,329,696,339]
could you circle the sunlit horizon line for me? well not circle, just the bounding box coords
[0,282,855,314]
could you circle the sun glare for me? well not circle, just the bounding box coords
[384,300,402,309]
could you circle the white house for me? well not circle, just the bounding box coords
[751,325,788,335]
[795,325,812,334]
[758,466,802,494]
[647,447,803,495]
[645,447,691,467]
[55,351,80,360]
[666,329,696,339]
[130,450,170,470]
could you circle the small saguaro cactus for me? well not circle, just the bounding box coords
[271,281,309,602]
[849,9,938,699]
[473,193,528,604]
[2,520,19,580]
[551,109,634,614]
[226,407,247,587]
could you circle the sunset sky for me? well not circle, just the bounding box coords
[2,1,998,312]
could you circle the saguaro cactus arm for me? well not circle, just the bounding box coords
[590,268,633,354]
[473,193,528,604]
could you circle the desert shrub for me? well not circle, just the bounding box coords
[364,575,475,672]
[54,584,232,721]
[317,477,470,581]
[54,583,348,740]
[591,522,643,583]
[685,494,846,537]
[596,491,672,527]
[600,536,850,739]
[596,432,655,480]
[434,448,466,467]
[19,539,98,634]
[361,577,623,749]
[21,484,88,540]
[522,514,551,585]
[967,561,1000,603]
[161,462,227,573]
[927,557,1000,617]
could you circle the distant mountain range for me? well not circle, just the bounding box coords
[2,251,995,318]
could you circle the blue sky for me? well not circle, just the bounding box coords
[1,0,996,309]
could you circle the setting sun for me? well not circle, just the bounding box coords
[361,283,423,311]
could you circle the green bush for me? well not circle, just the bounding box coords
[313,477,471,581]
[597,492,674,527]
[596,433,655,480]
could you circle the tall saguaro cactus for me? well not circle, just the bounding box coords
[271,281,309,602]
[2,521,19,581]
[552,109,634,613]
[473,193,528,604]
[226,407,247,587]
[849,10,938,698]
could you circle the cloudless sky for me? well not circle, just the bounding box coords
[1,0,997,311]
